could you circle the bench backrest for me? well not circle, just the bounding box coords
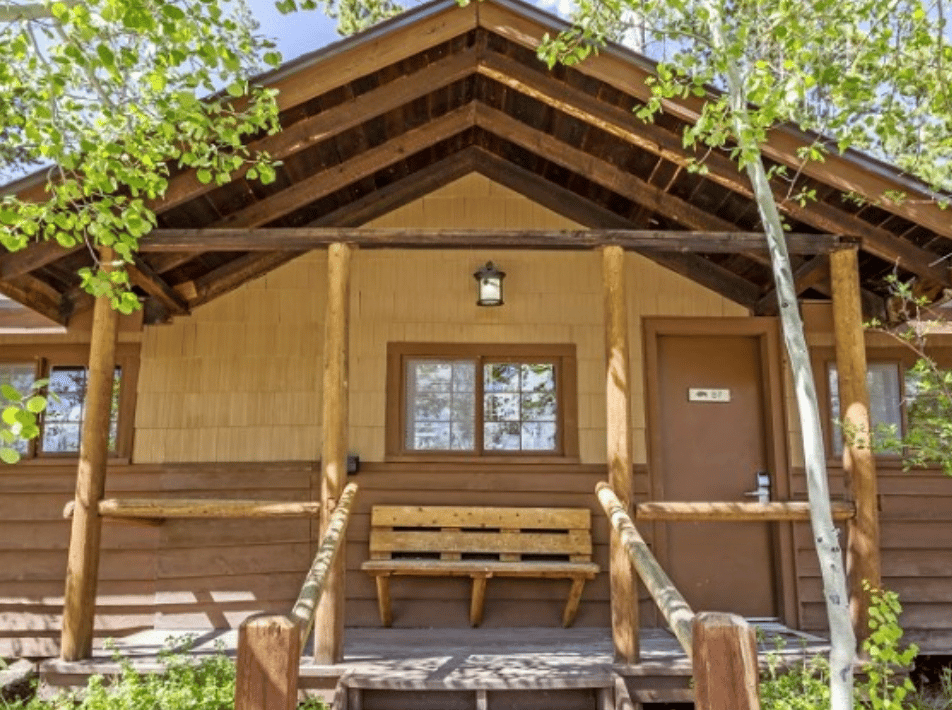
[368,505,593,563]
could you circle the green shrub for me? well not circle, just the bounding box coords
[1,642,327,710]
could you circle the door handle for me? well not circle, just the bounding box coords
[744,470,771,504]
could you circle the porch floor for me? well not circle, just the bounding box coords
[41,624,828,703]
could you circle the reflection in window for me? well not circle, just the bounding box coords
[403,357,560,454]
[0,363,35,454]
[42,366,122,454]
[828,362,902,456]
[484,363,557,451]
[405,359,476,451]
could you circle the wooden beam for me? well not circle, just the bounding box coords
[314,242,351,664]
[210,103,475,229]
[830,247,881,642]
[61,247,119,661]
[635,500,855,522]
[151,47,479,214]
[474,103,738,235]
[128,256,189,315]
[140,228,851,254]
[474,54,949,286]
[0,241,84,279]
[64,498,323,520]
[0,275,70,326]
[473,148,763,308]
[754,255,831,315]
[602,245,639,664]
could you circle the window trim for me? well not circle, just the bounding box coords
[386,342,579,462]
[0,343,140,461]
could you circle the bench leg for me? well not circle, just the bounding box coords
[562,577,587,627]
[470,575,489,627]
[375,575,393,627]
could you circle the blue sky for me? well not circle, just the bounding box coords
[248,0,342,62]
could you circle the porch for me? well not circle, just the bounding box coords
[40,625,828,707]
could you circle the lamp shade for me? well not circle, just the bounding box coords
[473,262,505,306]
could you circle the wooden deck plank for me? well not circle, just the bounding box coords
[41,625,829,693]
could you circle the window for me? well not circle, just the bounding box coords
[828,361,904,457]
[389,343,577,458]
[0,344,139,459]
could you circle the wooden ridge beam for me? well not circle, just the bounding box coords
[474,56,949,286]
[210,103,476,229]
[151,47,479,214]
[128,256,189,316]
[0,241,84,279]
[140,228,852,253]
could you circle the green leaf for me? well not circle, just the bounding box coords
[26,396,47,414]
[1,384,21,402]
[1,407,19,426]
[0,447,21,465]
[97,44,115,67]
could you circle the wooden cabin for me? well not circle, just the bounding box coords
[1,0,951,703]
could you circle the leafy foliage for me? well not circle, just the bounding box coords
[0,0,284,304]
[0,378,48,465]
[867,276,952,475]
[0,643,328,709]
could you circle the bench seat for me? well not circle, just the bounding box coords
[360,505,600,628]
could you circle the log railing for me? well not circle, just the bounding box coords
[63,498,323,525]
[596,481,762,710]
[635,500,855,522]
[234,482,358,710]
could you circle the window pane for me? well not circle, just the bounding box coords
[0,363,35,454]
[483,361,558,452]
[405,359,476,451]
[42,365,121,454]
[829,362,901,456]
[484,421,521,450]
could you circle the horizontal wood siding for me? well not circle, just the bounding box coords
[791,464,952,652]
[0,463,160,658]
[0,460,659,655]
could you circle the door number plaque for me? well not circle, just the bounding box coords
[688,388,731,403]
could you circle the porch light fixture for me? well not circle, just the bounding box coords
[474,261,505,307]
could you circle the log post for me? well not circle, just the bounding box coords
[60,248,120,661]
[235,615,302,710]
[692,612,760,710]
[830,247,881,640]
[314,242,352,664]
[602,245,639,664]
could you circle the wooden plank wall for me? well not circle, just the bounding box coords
[133,174,746,466]
[0,463,160,658]
[791,464,952,653]
[0,460,658,656]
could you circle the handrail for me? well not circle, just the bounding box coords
[290,482,359,650]
[596,481,695,659]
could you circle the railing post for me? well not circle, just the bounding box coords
[692,612,760,710]
[235,615,302,710]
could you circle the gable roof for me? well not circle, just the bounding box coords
[1,0,950,325]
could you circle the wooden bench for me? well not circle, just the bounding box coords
[360,505,600,628]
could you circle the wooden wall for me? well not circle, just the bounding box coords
[133,174,746,465]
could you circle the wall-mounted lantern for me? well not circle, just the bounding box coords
[474,261,505,307]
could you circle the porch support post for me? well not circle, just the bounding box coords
[602,245,639,663]
[61,248,119,661]
[830,247,881,640]
[314,242,352,664]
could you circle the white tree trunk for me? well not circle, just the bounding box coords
[699,4,857,708]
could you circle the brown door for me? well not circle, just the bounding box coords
[652,333,777,618]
